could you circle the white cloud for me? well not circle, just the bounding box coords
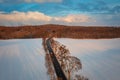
[0,11,52,26]
[0,11,93,26]
[54,14,93,23]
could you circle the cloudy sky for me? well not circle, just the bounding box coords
[0,0,120,26]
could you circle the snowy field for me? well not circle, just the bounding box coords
[56,38,120,80]
[0,38,120,80]
[0,39,49,80]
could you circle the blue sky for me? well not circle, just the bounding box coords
[0,0,120,26]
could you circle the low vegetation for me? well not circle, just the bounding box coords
[0,24,120,39]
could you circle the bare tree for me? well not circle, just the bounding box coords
[64,56,82,80]
[43,38,88,80]
[50,39,87,80]
[45,53,56,80]
[75,75,88,80]
[42,38,56,80]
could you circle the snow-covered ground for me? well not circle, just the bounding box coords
[56,38,120,80]
[0,38,120,80]
[0,39,49,80]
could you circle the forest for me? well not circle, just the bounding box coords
[0,24,120,39]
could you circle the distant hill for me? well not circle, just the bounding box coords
[0,24,120,39]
